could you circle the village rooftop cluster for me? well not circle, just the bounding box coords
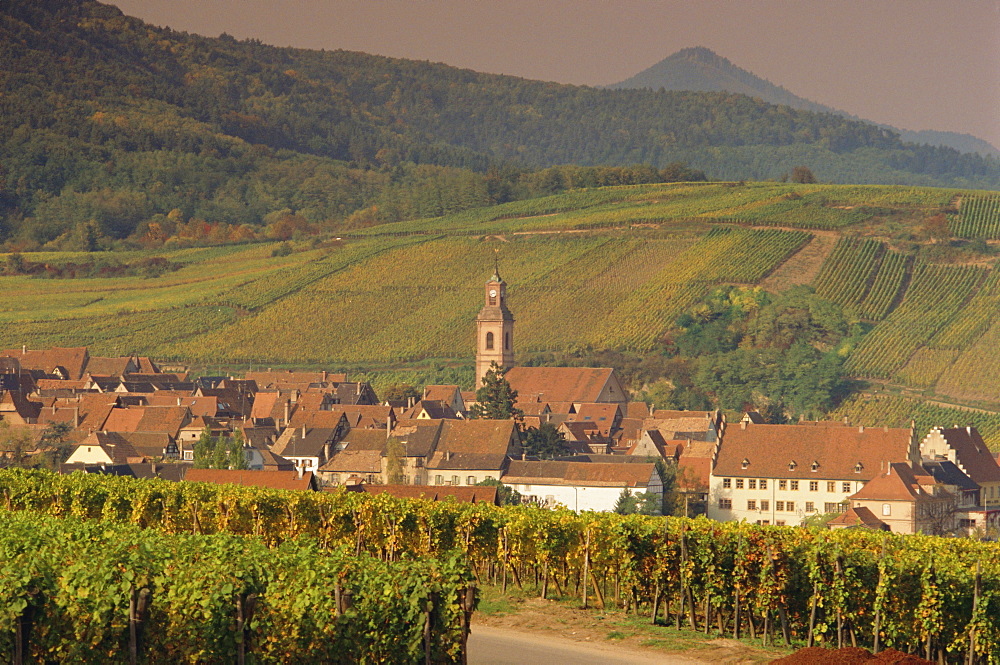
[2,268,999,536]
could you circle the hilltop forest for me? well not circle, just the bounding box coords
[2,0,1000,250]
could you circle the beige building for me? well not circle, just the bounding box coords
[709,421,918,526]
[847,462,957,535]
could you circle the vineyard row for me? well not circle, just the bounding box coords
[2,469,1000,661]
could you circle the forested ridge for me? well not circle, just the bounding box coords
[1,0,998,250]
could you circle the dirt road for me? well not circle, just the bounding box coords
[468,624,708,665]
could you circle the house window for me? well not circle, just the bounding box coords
[467,476,476,485]
[485,332,494,350]
[330,474,340,484]
[735,479,744,489]
[842,482,851,493]
[718,498,732,509]
[183,450,194,461]
[824,502,839,513]
[748,479,757,490]
[760,479,767,490]
[722,478,731,489]
[747,500,757,510]
[761,500,769,511]
[827,481,835,492]
[760,520,770,525]
[741,458,750,469]
[809,481,818,492]
[790,481,799,491]
[882,503,891,516]
[805,502,815,512]
[451,475,460,486]
[779,480,787,491]
[776,520,786,526]
[775,501,785,511]
[434,475,443,485]
[786,501,795,511]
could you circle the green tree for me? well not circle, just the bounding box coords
[385,436,405,484]
[39,421,74,470]
[614,488,638,514]
[475,478,522,506]
[521,422,566,459]
[192,427,214,469]
[228,430,248,470]
[469,361,522,421]
[791,166,817,184]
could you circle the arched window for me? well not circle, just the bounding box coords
[485,332,494,350]
[504,332,510,350]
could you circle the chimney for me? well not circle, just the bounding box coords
[177,397,182,406]
[386,418,391,439]
[301,425,306,439]
[73,407,80,429]
[740,420,746,430]
[858,425,864,433]
[322,370,327,382]
[408,396,415,409]
[967,426,972,435]
[356,383,361,396]
[284,400,290,426]
[22,345,26,354]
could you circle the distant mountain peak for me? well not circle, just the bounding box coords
[609,47,999,157]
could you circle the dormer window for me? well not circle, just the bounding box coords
[811,461,820,472]
[854,462,864,474]
[788,460,797,471]
[741,458,750,469]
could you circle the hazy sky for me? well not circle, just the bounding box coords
[111,0,1000,149]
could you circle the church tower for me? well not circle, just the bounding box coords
[475,259,515,385]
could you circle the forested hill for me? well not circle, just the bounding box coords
[2,0,999,250]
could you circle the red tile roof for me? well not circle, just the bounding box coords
[505,367,621,404]
[357,484,498,504]
[828,506,887,530]
[716,422,913,481]
[850,463,936,502]
[504,460,657,488]
[184,469,316,491]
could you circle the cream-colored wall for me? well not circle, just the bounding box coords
[429,470,499,487]
[709,473,865,525]
[66,445,113,465]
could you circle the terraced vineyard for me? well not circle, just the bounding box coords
[951,194,1000,239]
[812,237,910,320]
[4,180,1000,418]
[844,263,984,379]
[831,393,1000,449]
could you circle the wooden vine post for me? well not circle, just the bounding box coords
[581,529,591,610]
[873,538,886,654]
[235,592,257,665]
[423,598,434,665]
[128,586,152,665]
[967,561,981,665]
[460,583,476,665]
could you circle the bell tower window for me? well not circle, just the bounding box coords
[485,332,494,350]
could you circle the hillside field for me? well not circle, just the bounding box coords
[5,181,1000,439]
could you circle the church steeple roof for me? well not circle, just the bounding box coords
[490,251,503,283]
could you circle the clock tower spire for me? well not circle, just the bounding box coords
[475,253,515,384]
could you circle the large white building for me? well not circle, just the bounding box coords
[708,421,918,526]
[502,460,662,512]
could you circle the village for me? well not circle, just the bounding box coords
[2,266,999,539]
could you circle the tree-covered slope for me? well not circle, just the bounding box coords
[2,0,1000,251]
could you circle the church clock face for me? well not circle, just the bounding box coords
[489,289,497,297]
